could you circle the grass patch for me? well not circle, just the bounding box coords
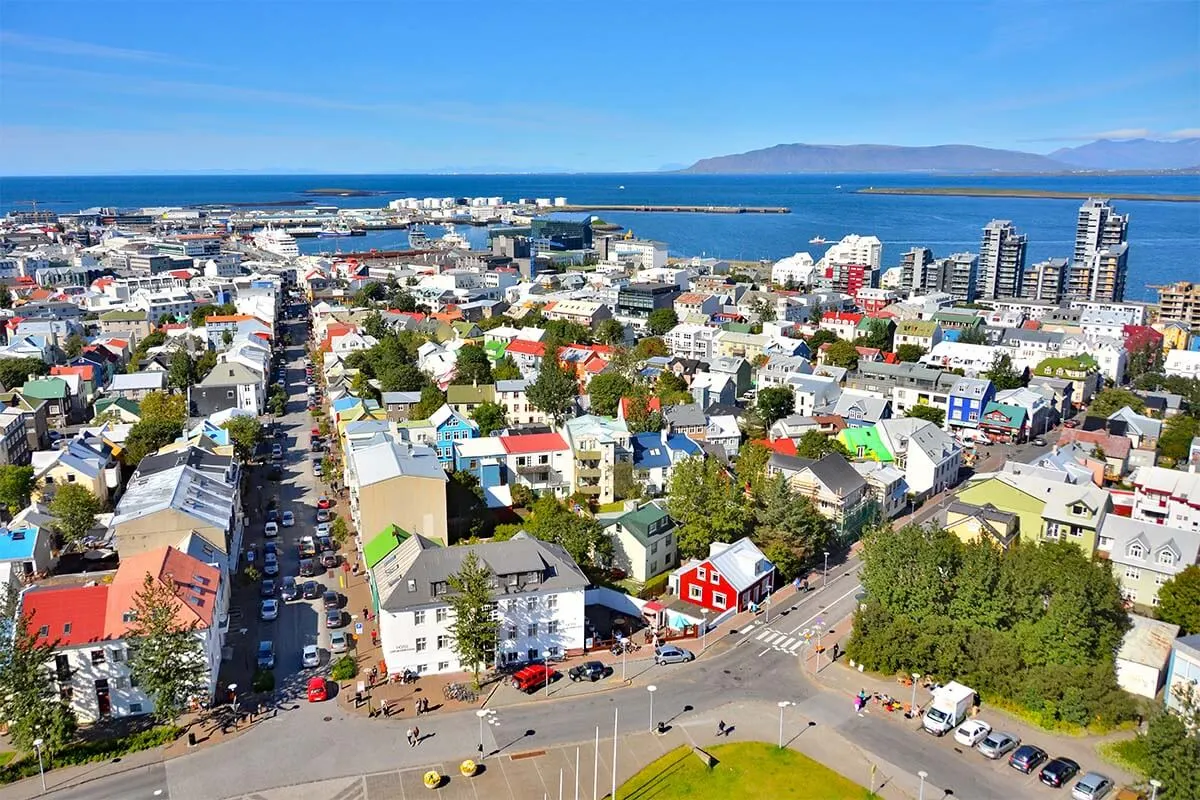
[617,742,875,800]
[0,753,13,767]
[1097,737,1149,779]
[0,726,180,785]
[987,696,1135,737]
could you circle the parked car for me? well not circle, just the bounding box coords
[320,550,338,568]
[568,661,611,682]
[1071,773,1113,800]
[329,631,351,654]
[1009,744,1047,774]
[299,558,318,577]
[1032,437,1047,446]
[317,534,334,551]
[256,640,275,669]
[654,645,695,665]
[317,496,332,509]
[260,578,276,598]
[306,676,328,702]
[954,719,991,748]
[281,511,295,527]
[271,444,283,460]
[244,546,257,565]
[264,541,278,556]
[302,644,320,669]
[511,663,558,692]
[263,552,279,576]
[978,732,1019,760]
[298,536,317,557]
[264,522,279,538]
[322,590,340,610]
[266,508,280,523]
[325,608,344,628]
[260,599,279,620]
[302,580,321,600]
[316,508,330,523]
[1040,757,1081,788]
[313,461,323,477]
[281,576,299,601]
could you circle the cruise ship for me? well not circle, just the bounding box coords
[253,227,300,258]
[438,224,470,250]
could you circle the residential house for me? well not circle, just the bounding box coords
[663,403,707,441]
[978,401,1028,444]
[1165,635,1200,715]
[957,471,1111,556]
[564,415,631,506]
[0,503,57,593]
[1115,615,1180,700]
[945,501,1020,550]
[994,387,1054,437]
[874,418,962,498]
[344,433,449,546]
[631,430,703,496]
[495,379,548,427]
[446,383,496,417]
[188,361,266,416]
[668,538,775,615]
[785,373,841,418]
[604,501,677,582]
[32,433,117,505]
[766,452,874,534]
[818,311,864,341]
[107,372,166,402]
[1129,466,1200,532]
[0,391,49,452]
[0,409,30,466]
[542,299,612,327]
[453,437,511,509]
[894,320,943,351]
[674,292,720,320]
[688,371,737,408]
[97,310,151,339]
[707,356,752,398]
[947,377,995,433]
[20,377,73,427]
[757,354,813,389]
[665,323,719,361]
[712,330,769,362]
[852,462,907,520]
[499,432,572,498]
[1033,355,1101,407]
[505,338,546,378]
[1058,427,1131,484]
[704,414,741,458]
[1100,515,1200,609]
[429,404,478,467]
[381,391,423,421]
[372,531,588,675]
[832,391,891,427]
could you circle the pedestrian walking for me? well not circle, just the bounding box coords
[406,727,415,747]
[831,642,840,660]
[415,698,422,717]
[717,720,726,737]
[412,725,420,745]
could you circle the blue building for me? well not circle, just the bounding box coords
[947,377,994,430]
[430,404,478,466]
[454,436,506,493]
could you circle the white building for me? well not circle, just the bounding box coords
[819,234,882,271]
[875,418,962,497]
[1165,349,1200,380]
[371,532,589,675]
[771,252,816,287]
[665,323,718,361]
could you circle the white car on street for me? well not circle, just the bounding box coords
[264,522,279,538]
[301,644,320,668]
[260,599,279,621]
[954,719,992,748]
[281,511,295,527]
[263,552,279,576]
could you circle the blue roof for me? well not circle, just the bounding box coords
[0,526,38,560]
[544,212,594,223]
[631,432,702,470]
[332,397,360,412]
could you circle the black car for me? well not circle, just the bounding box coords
[568,661,611,682]
[317,535,335,552]
[260,578,276,598]
[1038,757,1080,788]
[302,580,321,600]
[299,558,318,577]
[322,590,340,610]
[1009,744,1048,774]
[280,576,299,601]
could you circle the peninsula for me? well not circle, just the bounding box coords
[857,186,1200,202]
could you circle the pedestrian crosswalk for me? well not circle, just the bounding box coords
[753,627,809,656]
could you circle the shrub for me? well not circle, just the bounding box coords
[0,726,180,784]
[639,572,670,599]
[251,669,275,693]
[330,655,358,681]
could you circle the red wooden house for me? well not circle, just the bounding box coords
[669,538,775,614]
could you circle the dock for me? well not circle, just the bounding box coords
[559,204,790,214]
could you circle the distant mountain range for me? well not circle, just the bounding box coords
[683,139,1200,174]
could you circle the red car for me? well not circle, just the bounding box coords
[1064,420,1078,428]
[510,664,558,693]
[306,676,328,702]
[317,496,332,510]
[311,426,321,438]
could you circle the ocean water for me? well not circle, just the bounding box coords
[2,173,1198,301]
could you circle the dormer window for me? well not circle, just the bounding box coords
[1127,543,1144,560]
[1157,550,1175,566]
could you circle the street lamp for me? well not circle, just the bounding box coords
[910,672,921,715]
[812,622,824,672]
[701,609,709,652]
[1149,779,1162,800]
[823,551,829,588]
[544,650,553,697]
[621,641,627,681]
[475,709,496,760]
[776,701,793,748]
[646,685,657,732]
[228,682,239,714]
[917,770,928,800]
[32,737,45,793]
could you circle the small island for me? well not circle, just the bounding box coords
[302,188,385,197]
[857,187,1200,202]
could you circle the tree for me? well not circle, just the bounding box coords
[446,551,499,688]
[794,429,851,460]
[352,281,385,308]
[411,386,446,420]
[807,329,837,350]
[191,302,236,327]
[906,404,945,428]
[1159,415,1200,464]
[586,372,630,417]
[0,608,77,758]
[454,345,493,385]
[123,391,188,465]
[1089,388,1146,418]
[646,308,679,337]
[469,401,507,436]
[542,320,593,348]
[895,344,926,363]
[167,348,195,391]
[654,371,691,405]
[734,441,771,495]
[613,461,643,502]
[49,483,102,544]
[753,475,834,579]
[221,329,234,347]
[1142,697,1200,800]
[756,387,795,427]
[0,285,12,309]
[330,516,350,546]
[527,353,577,425]
[623,385,664,433]
[808,307,823,325]
[492,356,521,381]
[222,416,262,465]
[957,326,988,345]
[193,349,218,380]
[595,318,626,346]
[633,337,668,360]
[125,573,209,723]
[856,319,893,351]
[0,357,48,391]
[984,352,1025,391]
[350,371,380,403]
[0,464,36,513]
[140,390,187,426]
[1157,565,1200,634]
[510,494,611,567]
[63,333,85,359]
[667,456,751,559]
[824,339,860,370]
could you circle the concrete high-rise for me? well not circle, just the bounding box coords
[1021,258,1068,304]
[1068,198,1129,302]
[978,220,1027,299]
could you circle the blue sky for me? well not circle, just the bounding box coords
[1,0,1197,174]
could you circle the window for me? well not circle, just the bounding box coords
[415,637,427,652]
[1155,574,1170,586]
[1124,566,1141,581]
[547,646,560,657]
[54,654,70,681]
[38,625,49,639]
[436,608,448,623]
[650,543,658,555]
[710,571,720,585]
[66,473,76,483]
[59,686,73,702]
[111,648,125,663]
[508,626,517,640]
[414,610,426,625]
[688,584,703,601]
[226,390,235,399]
[1157,550,1175,566]
[437,635,450,649]
[712,592,727,610]
[547,620,559,635]
[696,566,706,581]
[527,624,538,637]
[438,661,451,671]
[545,594,557,610]
[91,650,105,666]
[526,597,537,611]
[1128,543,1144,559]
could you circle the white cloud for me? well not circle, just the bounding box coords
[0,31,206,68]
[1166,128,1200,139]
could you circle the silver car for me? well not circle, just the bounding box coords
[1071,772,1113,800]
[654,645,695,665]
[329,631,350,654]
[977,731,1019,760]
[260,599,279,621]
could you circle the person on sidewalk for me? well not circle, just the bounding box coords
[717,720,726,737]
[406,728,416,747]
[412,725,420,745]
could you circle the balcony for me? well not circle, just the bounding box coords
[578,485,602,496]
[578,467,602,479]
[576,450,602,461]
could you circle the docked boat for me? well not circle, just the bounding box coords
[286,225,323,238]
[253,227,300,258]
[438,225,470,249]
[317,222,355,238]
[408,230,431,249]
[809,236,827,244]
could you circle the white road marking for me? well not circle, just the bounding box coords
[787,583,863,635]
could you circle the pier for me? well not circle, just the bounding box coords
[560,204,790,214]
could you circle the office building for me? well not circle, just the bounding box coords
[978,220,1027,299]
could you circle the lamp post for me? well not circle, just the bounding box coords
[813,622,824,672]
[228,682,239,714]
[647,685,657,732]
[776,701,793,748]
[621,642,627,681]
[476,709,496,760]
[701,609,709,652]
[910,672,921,714]
[32,737,45,793]
[917,770,928,800]
[544,650,552,697]
[823,551,830,588]
[1149,779,1162,800]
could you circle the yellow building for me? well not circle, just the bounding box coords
[945,500,1019,550]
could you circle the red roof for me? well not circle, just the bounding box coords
[498,433,568,454]
[753,438,797,456]
[391,311,426,320]
[506,339,546,356]
[824,311,864,324]
[169,270,194,280]
[105,546,221,636]
[206,314,255,323]
[23,585,111,648]
[620,395,661,417]
[51,364,96,381]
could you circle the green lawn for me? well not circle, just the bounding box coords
[617,742,875,800]
[0,753,13,767]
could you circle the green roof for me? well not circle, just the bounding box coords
[20,377,68,400]
[99,310,148,322]
[1034,355,1098,378]
[364,524,411,569]
[981,401,1027,429]
[484,340,508,362]
[94,396,141,418]
[898,320,938,336]
[837,426,893,461]
[932,311,981,326]
[446,384,496,405]
[722,322,753,334]
[451,321,480,336]
[612,502,673,547]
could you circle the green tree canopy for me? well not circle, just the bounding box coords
[492,356,522,381]
[1156,565,1200,635]
[526,352,577,425]
[985,352,1025,391]
[542,320,593,348]
[167,348,195,391]
[756,386,795,427]
[654,371,692,405]
[126,573,210,723]
[0,606,77,757]
[63,333,85,359]
[667,456,751,559]
[906,404,945,428]
[633,337,668,360]
[1159,414,1200,464]
[1089,388,1146,418]
[647,308,679,336]
[123,391,188,464]
[957,326,988,345]
[752,475,834,579]
[895,344,926,363]
[411,385,446,420]
[49,483,102,544]
[855,319,893,351]
[454,344,493,385]
[807,329,837,350]
[587,372,631,417]
[0,357,49,390]
[446,551,500,688]
[623,383,663,434]
[0,464,36,514]
[222,416,262,465]
[469,401,507,436]
[495,494,611,568]
[824,339,860,369]
[794,429,851,460]
[0,285,12,309]
[595,318,626,346]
